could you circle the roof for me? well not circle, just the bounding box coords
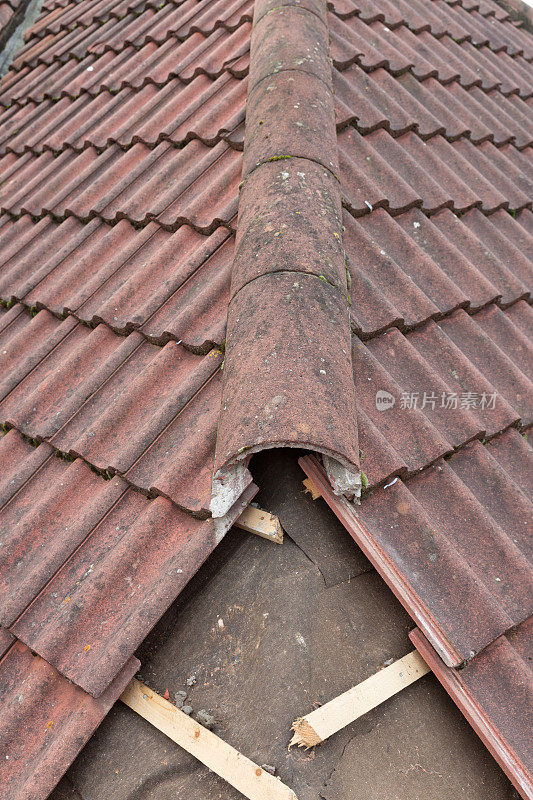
[0,0,25,54]
[0,0,254,796]
[411,620,533,800]
[0,0,531,797]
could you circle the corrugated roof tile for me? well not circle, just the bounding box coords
[485,424,533,498]
[330,0,533,58]
[0,25,250,107]
[0,309,79,403]
[300,423,533,667]
[0,313,224,512]
[0,214,233,350]
[0,441,127,627]
[11,481,256,696]
[430,209,530,305]
[0,73,246,154]
[334,66,447,139]
[352,306,527,489]
[1,323,143,439]
[411,622,533,800]
[16,0,253,67]
[0,140,241,231]
[438,309,533,425]
[340,20,533,98]
[0,640,139,800]
[338,126,533,215]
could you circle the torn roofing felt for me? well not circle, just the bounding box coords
[211,0,361,518]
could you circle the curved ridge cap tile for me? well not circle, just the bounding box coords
[254,0,328,27]
[231,158,345,296]
[242,69,339,177]
[212,0,360,520]
[248,1,331,92]
[212,271,361,518]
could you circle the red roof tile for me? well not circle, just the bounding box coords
[0,2,17,36]
[0,308,226,511]
[0,140,241,230]
[11,478,256,695]
[0,422,256,697]
[0,0,532,796]
[0,431,125,627]
[16,0,253,65]
[0,627,14,657]
[300,425,533,667]
[0,23,249,106]
[329,14,533,97]
[411,623,533,800]
[0,216,233,349]
[0,640,139,800]
[334,68,533,148]
[310,7,532,783]
[0,74,247,153]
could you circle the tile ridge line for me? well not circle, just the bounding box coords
[210,0,362,533]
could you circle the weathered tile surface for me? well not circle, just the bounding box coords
[0,0,532,797]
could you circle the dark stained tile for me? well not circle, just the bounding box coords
[232,159,345,297]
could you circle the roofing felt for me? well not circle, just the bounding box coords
[411,622,533,799]
[0,0,531,797]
